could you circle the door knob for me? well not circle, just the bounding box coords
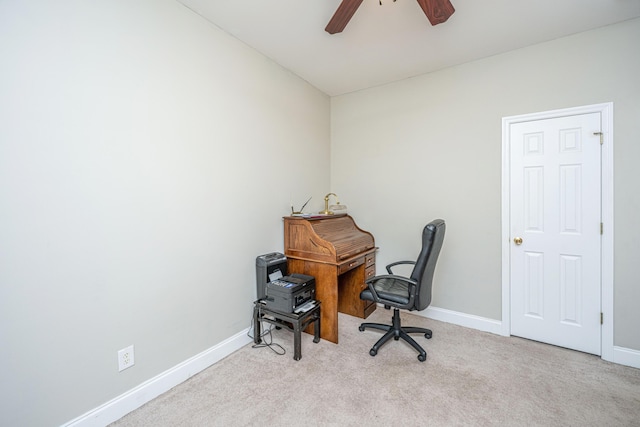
[513,237,523,245]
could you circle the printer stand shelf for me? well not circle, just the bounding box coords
[253,301,321,361]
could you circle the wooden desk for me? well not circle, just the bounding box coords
[283,215,376,343]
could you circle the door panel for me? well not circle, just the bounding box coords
[510,112,601,355]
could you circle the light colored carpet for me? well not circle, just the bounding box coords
[111,309,640,426]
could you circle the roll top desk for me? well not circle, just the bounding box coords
[283,214,376,343]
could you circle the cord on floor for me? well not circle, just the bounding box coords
[247,304,286,356]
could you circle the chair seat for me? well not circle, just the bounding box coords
[360,277,411,306]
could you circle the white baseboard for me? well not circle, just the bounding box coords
[419,305,504,336]
[612,346,640,369]
[64,307,640,426]
[419,306,640,370]
[62,329,252,427]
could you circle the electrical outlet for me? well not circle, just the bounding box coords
[118,345,135,372]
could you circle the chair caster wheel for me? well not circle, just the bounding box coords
[425,332,432,339]
[417,354,426,362]
[394,336,400,340]
[359,325,365,332]
[369,348,377,357]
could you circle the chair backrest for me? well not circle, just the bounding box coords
[410,219,446,311]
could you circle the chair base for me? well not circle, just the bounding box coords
[359,308,432,362]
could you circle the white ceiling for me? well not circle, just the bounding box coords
[176,0,640,96]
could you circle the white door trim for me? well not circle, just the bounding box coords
[501,102,614,362]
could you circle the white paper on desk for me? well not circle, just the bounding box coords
[269,269,283,281]
[330,204,347,213]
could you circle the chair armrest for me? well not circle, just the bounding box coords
[386,260,416,274]
[365,274,418,309]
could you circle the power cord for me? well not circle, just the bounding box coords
[248,302,286,356]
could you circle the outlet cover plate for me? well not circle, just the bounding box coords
[118,345,135,372]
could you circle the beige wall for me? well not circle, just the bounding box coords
[331,18,640,350]
[0,1,330,425]
[2,1,638,424]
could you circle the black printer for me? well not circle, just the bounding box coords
[264,273,315,313]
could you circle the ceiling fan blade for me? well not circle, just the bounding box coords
[325,0,365,34]
[416,0,455,26]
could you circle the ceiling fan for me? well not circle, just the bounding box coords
[325,0,455,34]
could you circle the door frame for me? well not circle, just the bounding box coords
[501,102,614,362]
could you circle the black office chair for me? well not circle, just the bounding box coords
[359,219,445,361]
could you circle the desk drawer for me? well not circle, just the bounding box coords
[363,300,377,318]
[338,256,364,275]
[365,265,376,281]
[365,253,375,267]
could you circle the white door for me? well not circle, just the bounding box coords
[509,112,602,355]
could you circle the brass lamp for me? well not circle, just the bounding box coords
[320,193,339,215]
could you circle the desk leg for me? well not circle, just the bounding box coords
[315,264,338,343]
[289,260,339,344]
